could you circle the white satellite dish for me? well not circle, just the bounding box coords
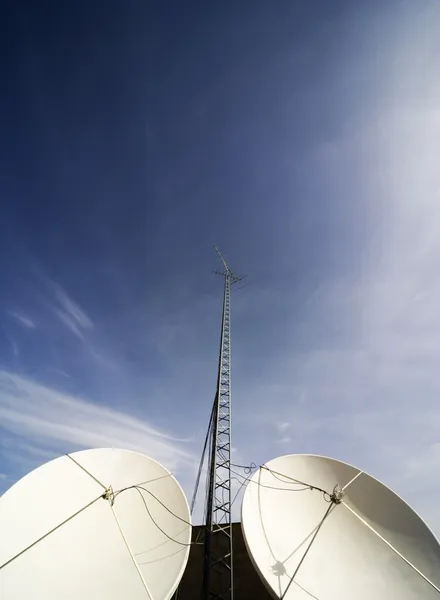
[241,454,440,599]
[0,448,192,600]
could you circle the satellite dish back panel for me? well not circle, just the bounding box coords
[241,454,440,599]
[0,448,192,600]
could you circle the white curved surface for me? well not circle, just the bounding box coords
[0,448,191,600]
[241,454,440,599]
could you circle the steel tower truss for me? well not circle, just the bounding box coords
[202,248,241,600]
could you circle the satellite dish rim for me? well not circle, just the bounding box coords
[241,452,440,600]
[0,447,192,600]
[1,446,191,510]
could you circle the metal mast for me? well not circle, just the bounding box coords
[202,247,241,600]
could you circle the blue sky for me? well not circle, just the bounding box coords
[1,0,440,530]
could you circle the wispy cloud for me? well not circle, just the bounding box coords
[50,284,93,340]
[9,311,36,329]
[276,422,290,433]
[54,308,87,340]
[0,371,194,479]
[55,287,93,329]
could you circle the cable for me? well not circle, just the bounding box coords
[215,445,257,476]
[261,465,329,495]
[264,470,320,493]
[190,403,215,514]
[130,487,200,548]
[230,468,316,494]
[138,546,187,566]
[114,484,203,548]
[215,458,330,496]
[211,454,325,512]
[114,484,193,528]
[231,477,248,508]
[230,461,257,475]
[134,523,191,557]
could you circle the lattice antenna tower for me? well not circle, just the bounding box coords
[201,246,243,600]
